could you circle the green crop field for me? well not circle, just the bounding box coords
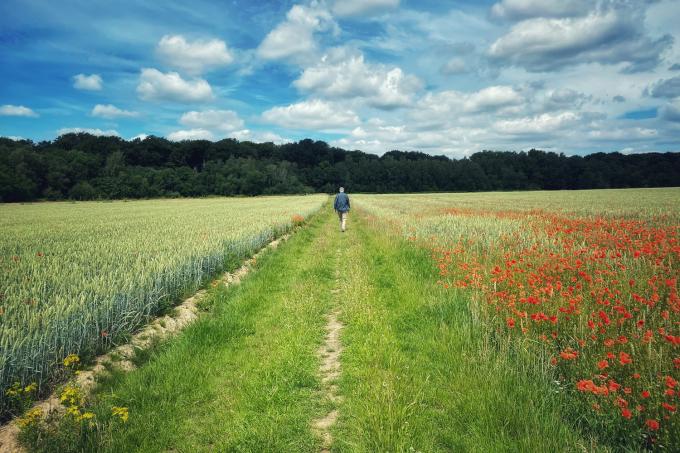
[0,195,326,419]
[4,188,679,452]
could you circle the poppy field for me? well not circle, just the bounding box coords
[0,195,326,420]
[354,189,679,449]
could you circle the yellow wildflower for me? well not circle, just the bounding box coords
[59,384,83,407]
[63,354,80,368]
[111,406,129,423]
[16,407,43,429]
[80,411,96,421]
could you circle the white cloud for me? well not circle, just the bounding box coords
[167,128,214,141]
[262,99,360,130]
[230,129,290,144]
[57,127,120,137]
[137,68,213,103]
[0,104,38,117]
[157,35,233,75]
[588,127,658,141]
[332,0,399,18]
[130,133,149,141]
[179,109,244,131]
[491,0,590,21]
[493,111,582,135]
[257,4,337,62]
[73,74,102,91]
[91,104,139,119]
[294,49,422,109]
[464,86,523,112]
[489,4,672,73]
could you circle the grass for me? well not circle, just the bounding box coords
[333,209,602,452]
[20,202,611,452]
[0,195,326,419]
[22,204,340,452]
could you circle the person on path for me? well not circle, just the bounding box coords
[334,187,350,232]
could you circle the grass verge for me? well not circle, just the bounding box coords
[332,209,604,452]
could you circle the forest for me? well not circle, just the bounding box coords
[1,133,679,202]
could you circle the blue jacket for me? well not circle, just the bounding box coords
[334,192,350,212]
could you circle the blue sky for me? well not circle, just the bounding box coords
[1,0,680,157]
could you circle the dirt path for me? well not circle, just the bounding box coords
[312,247,345,452]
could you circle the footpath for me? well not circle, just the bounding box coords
[20,206,594,452]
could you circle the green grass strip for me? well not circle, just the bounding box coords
[333,210,604,453]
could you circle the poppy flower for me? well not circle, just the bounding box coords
[646,419,660,430]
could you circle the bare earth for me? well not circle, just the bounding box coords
[312,247,344,452]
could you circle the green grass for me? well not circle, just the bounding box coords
[22,203,606,452]
[333,210,603,452]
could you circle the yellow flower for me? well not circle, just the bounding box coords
[59,384,84,407]
[63,354,80,368]
[24,382,37,393]
[16,407,43,429]
[111,406,129,423]
[80,411,96,421]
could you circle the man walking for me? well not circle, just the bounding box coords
[334,187,350,232]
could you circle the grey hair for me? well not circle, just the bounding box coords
[339,187,345,192]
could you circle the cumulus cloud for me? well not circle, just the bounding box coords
[331,0,399,18]
[262,99,360,130]
[411,85,524,128]
[137,68,213,103]
[489,4,673,73]
[130,133,149,141]
[73,74,102,91]
[648,76,680,98]
[57,127,120,137]
[179,109,244,131]
[91,104,139,119]
[293,49,422,109]
[0,104,38,117]
[464,86,523,112]
[257,4,336,62]
[157,35,233,75]
[493,111,582,135]
[491,0,590,20]
[230,129,290,144]
[167,128,214,141]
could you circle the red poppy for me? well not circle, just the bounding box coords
[618,352,632,365]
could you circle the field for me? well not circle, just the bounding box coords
[355,189,680,447]
[0,196,326,419]
[3,189,679,452]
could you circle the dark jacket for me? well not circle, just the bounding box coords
[334,192,350,212]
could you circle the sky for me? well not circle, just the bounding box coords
[1,0,680,158]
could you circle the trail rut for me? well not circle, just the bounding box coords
[312,247,344,452]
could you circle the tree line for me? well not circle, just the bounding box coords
[1,133,678,202]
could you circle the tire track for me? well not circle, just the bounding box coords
[312,247,344,452]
